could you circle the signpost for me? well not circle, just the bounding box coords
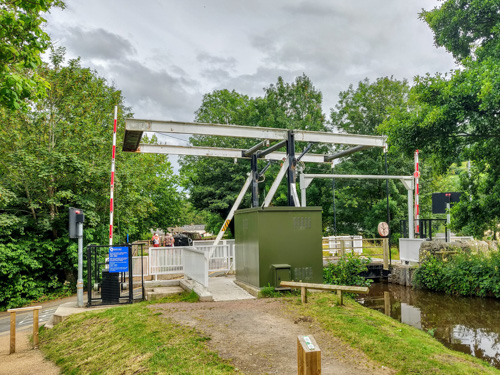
[109,246,130,273]
[69,208,85,307]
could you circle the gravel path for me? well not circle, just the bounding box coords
[153,298,395,375]
[0,329,59,375]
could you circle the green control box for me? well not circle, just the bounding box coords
[234,207,323,288]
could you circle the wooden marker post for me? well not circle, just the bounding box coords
[297,335,321,374]
[10,311,15,354]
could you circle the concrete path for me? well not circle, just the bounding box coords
[208,275,255,301]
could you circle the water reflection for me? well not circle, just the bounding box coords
[357,282,500,368]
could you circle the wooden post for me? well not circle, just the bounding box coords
[340,240,345,257]
[33,309,39,348]
[337,290,343,306]
[384,291,391,316]
[297,335,321,375]
[383,238,389,270]
[301,287,307,303]
[10,312,16,354]
[7,306,42,354]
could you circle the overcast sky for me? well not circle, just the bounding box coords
[46,0,456,127]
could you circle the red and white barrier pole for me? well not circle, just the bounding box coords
[109,106,117,246]
[414,150,420,236]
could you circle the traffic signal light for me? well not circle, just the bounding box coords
[69,207,84,238]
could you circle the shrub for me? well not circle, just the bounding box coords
[413,246,500,298]
[323,253,372,287]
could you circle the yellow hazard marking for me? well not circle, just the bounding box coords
[221,220,230,231]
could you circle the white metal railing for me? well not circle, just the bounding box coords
[194,240,235,272]
[147,241,234,278]
[149,247,183,275]
[182,246,208,288]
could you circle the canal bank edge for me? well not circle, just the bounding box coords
[389,264,417,286]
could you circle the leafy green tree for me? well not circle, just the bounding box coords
[0,0,64,110]
[181,89,255,235]
[330,77,413,238]
[0,49,183,308]
[181,75,332,235]
[381,0,500,237]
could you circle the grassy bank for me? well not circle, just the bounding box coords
[39,292,499,374]
[39,293,234,375]
[288,293,499,374]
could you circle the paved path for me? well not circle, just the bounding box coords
[207,275,255,301]
[0,296,76,336]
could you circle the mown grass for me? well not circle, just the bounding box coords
[39,292,234,375]
[39,289,499,374]
[285,293,499,375]
[361,245,400,260]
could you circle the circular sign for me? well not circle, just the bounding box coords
[413,171,420,178]
[378,222,389,237]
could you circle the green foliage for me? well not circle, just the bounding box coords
[0,49,184,309]
[381,0,500,238]
[330,77,413,238]
[260,284,282,298]
[0,0,65,110]
[413,247,500,298]
[323,253,372,287]
[182,75,331,236]
[420,0,500,63]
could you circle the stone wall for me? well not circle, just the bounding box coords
[389,264,418,286]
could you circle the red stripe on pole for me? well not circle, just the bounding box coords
[113,119,117,133]
[109,225,113,238]
[110,171,114,186]
[110,198,113,212]
[112,145,116,159]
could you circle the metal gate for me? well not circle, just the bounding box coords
[86,244,146,306]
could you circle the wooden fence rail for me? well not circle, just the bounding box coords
[280,281,369,305]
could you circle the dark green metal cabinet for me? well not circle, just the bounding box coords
[234,207,323,288]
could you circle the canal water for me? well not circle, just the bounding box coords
[356,282,500,368]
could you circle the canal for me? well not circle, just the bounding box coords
[357,282,500,368]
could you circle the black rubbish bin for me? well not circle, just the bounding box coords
[101,269,120,303]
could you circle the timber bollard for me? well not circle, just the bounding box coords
[297,335,321,374]
[7,306,42,354]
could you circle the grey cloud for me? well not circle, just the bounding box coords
[107,59,200,120]
[197,52,237,70]
[55,27,137,60]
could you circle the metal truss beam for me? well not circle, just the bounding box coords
[124,119,387,150]
[324,145,372,162]
[136,144,329,163]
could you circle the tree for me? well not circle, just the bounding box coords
[420,0,500,63]
[181,75,331,235]
[330,77,413,238]
[0,48,183,308]
[381,0,500,237]
[181,89,255,235]
[0,0,64,110]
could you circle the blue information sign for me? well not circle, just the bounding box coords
[109,246,129,273]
